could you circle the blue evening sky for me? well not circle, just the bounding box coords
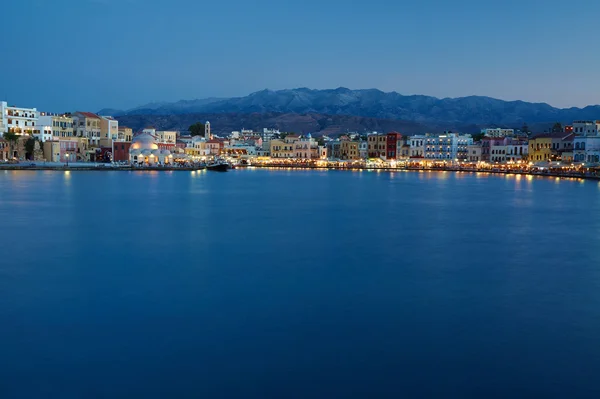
[2,0,598,112]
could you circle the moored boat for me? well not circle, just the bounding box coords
[206,159,230,172]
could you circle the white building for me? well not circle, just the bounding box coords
[409,135,425,158]
[0,101,39,135]
[574,136,600,163]
[262,128,279,141]
[423,133,473,161]
[482,128,514,138]
[33,116,54,142]
[573,120,600,136]
[359,141,368,159]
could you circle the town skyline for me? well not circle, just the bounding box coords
[3,0,600,111]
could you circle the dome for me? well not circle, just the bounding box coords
[130,133,159,151]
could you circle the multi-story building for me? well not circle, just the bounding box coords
[0,138,9,160]
[206,139,225,156]
[358,141,368,159]
[409,135,425,158]
[100,116,119,147]
[367,133,387,158]
[156,131,177,145]
[340,140,360,160]
[0,101,39,135]
[293,135,318,159]
[72,112,102,146]
[117,126,133,142]
[386,132,403,159]
[37,113,75,142]
[572,120,600,136]
[270,135,300,158]
[504,139,529,162]
[423,133,473,161]
[528,132,575,162]
[466,143,482,162]
[326,141,341,160]
[574,136,600,163]
[482,128,514,138]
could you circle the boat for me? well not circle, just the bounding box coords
[206,159,230,172]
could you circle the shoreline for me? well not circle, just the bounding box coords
[1,164,598,181]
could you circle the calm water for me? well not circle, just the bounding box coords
[1,169,600,398]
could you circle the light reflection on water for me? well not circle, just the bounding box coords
[0,170,600,397]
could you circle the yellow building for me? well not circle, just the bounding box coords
[100,116,119,147]
[340,140,360,160]
[528,133,574,162]
[270,135,300,158]
[157,131,177,144]
[118,127,133,142]
[43,141,61,162]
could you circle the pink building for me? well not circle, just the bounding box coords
[59,140,78,162]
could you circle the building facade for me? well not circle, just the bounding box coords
[340,140,360,160]
[0,101,39,135]
[73,112,102,146]
[423,133,473,161]
[482,128,514,138]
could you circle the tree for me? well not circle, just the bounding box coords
[24,137,37,160]
[189,122,205,137]
[3,131,18,159]
[316,137,325,146]
[551,122,563,133]
[521,123,530,135]
[471,133,485,142]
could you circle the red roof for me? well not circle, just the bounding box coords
[77,111,100,119]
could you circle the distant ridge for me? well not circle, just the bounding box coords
[101,87,600,129]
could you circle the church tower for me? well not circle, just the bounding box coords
[205,121,211,140]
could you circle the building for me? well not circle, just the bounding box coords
[156,131,177,145]
[294,135,318,159]
[466,143,482,162]
[185,136,210,158]
[423,133,473,161]
[574,135,600,163]
[0,101,39,135]
[386,132,403,159]
[358,141,368,159]
[42,141,61,162]
[206,139,225,156]
[100,116,119,147]
[0,138,9,160]
[528,132,575,162]
[482,128,514,138]
[72,112,102,146]
[326,141,341,160]
[112,140,132,162]
[572,121,600,136]
[367,134,387,158]
[340,140,360,160]
[409,135,425,158]
[129,133,173,165]
[117,126,133,142]
[270,135,300,158]
[205,121,211,140]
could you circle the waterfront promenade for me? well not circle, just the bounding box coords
[2,160,599,180]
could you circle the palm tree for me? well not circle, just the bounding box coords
[3,131,18,159]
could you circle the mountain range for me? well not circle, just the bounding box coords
[100,88,600,135]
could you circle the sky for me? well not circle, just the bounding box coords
[2,0,599,112]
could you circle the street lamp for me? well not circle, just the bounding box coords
[66,153,69,167]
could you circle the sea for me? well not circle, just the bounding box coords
[1,168,600,398]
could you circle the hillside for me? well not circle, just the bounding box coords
[102,88,600,127]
